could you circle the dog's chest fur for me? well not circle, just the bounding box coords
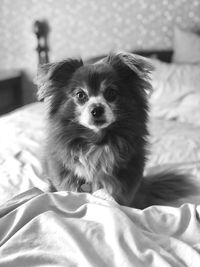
[68,144,115,183]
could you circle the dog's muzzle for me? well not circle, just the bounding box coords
[90,105,106,125]
[91,105,104,118]
[78,97,116,131]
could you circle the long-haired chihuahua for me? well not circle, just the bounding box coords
[37,52,198,208]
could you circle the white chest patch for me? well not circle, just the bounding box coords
[72,145,115,183]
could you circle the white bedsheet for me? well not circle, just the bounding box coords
[0,188,200,267]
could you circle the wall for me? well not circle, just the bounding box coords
[0,0,200,73]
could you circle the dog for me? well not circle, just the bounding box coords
[36,52,198,208]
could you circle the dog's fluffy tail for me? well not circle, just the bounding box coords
[133,170,200,209]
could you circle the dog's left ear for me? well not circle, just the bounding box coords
[104,52,154,96]
[104,51,154,81]
[36,59,83,101]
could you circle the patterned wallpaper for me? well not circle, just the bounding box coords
[0,0,200,72]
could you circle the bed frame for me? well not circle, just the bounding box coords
[33,20,50,65]
[86,50,173,64]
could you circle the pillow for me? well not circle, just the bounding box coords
[173,27,200,64]
[150,59,200,126]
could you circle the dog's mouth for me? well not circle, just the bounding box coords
[91,117,114,132]
[93,118,106,126]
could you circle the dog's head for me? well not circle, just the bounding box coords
[37,52,153,139]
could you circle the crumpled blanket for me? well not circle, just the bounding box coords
[0,188,200,267]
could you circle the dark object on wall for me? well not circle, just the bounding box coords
[33,20,50,65]
[0,70,22,115]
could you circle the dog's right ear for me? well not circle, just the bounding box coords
[36,59,83,101]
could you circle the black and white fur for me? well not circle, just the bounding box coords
[37,52,198,208]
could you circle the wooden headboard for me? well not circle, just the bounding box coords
[33,20,50,65]
[135,49,173,62]
[86,49,173,64]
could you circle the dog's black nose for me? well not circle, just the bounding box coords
[91,106,104,118]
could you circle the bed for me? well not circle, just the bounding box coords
[0,45,200,265]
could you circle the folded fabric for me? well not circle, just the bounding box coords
[173,27,200,64]
[150,59,200,126]
[0,188,200,267]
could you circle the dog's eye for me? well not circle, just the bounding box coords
[76,90,88,102]
[104,88,118,102]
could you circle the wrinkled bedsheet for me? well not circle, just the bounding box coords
[0,102,200,204]
[0,188,200,267]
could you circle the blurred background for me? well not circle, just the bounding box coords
[0,0,200,112]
